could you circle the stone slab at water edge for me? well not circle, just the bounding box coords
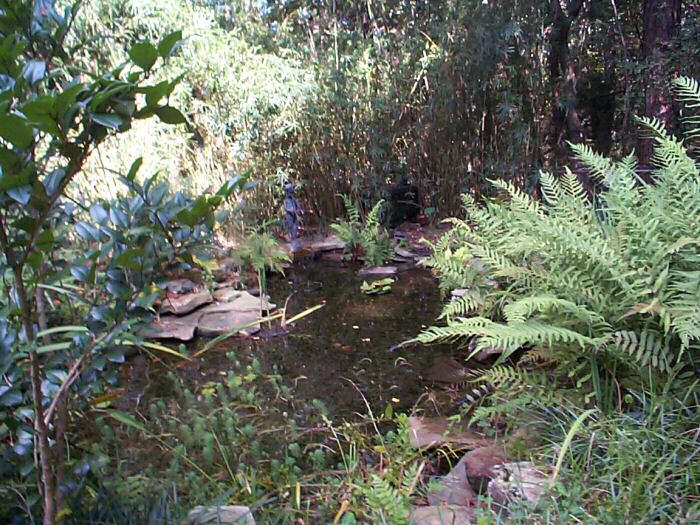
[408,417,488,449]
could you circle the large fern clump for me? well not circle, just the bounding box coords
[416,78,700,409]
[331,195,394,266]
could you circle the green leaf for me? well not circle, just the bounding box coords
[91,113,123,130]
[106,410,149,433]
[0,113,34,148]
[129,42,158,71]
[158,30,183,58]
[37,326,89,339]
[114,248,145,269]
[89,204,109,225]
[36,342,72,354]
[156,106,187,125]
[22,59,46,84]
[126,157,143,181]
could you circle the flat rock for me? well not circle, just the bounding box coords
[160,290,213,315]
[141,311,203,341]
[357,265,398,277]
[321,251,347,266]
[487,461,549,507]
[427,455,477,506]
[462,445,508,493]
[163,279,198,294]
[451,288,469,298]
[423,356,470,384]
[395,246,418,259]
[202,291,275,313]
[408,417,487,449]
[213,287,242,302]
[409,505,476,525]
[185,505,255,525]
[198,310,261,337]
[307,236,345,253]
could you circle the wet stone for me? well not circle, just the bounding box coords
[409,504,477,525]
[160,290,213,315]
[163,278,198,294]
[357,265,398,277]
[423,356,470,384]
[462,445,508,493]
[140,311,203,341]
[197,310,261,337]
[306,236,345,253]
[408,417,488,449]
[487,461,550,507]
[201,291,275,313]
[185,505,255,525]
[427,455,477,506]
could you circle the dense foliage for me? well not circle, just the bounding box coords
[1,1,699,524]
[417,78,700,412]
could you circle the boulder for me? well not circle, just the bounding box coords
[140,311,203,341]
[462,445,508,493]
[160,290,213,316]
[197,310,261,337]
[408,417,487,450]
[185,505,255,525]
[487,461,549,507]
[409,505,476,525]
[357,265,398,277]
[427,456,477,506]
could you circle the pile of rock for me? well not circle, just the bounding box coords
[407,417,550,524]
[141,279,275,342]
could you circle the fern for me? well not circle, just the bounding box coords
[331,196,394,266]
[416,77,700,411]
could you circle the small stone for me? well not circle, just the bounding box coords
[140,311,203,341]
[357,265,398,277]
[462,445,508,493]
[409,504,476,525]
[185,505,255,525]
[487,461,550,507]
[451,288,469,298]
[160,290,213,316]
[408,417,488,449]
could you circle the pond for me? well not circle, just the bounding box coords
[141,262,456,421]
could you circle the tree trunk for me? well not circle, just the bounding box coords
[548,0,584,156]
[639,0,682,165]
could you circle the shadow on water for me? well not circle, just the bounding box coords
[173,262,455,420]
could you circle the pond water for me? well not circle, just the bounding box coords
[164,262,455,420]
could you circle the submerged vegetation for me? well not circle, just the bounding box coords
[0,0,699,524]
